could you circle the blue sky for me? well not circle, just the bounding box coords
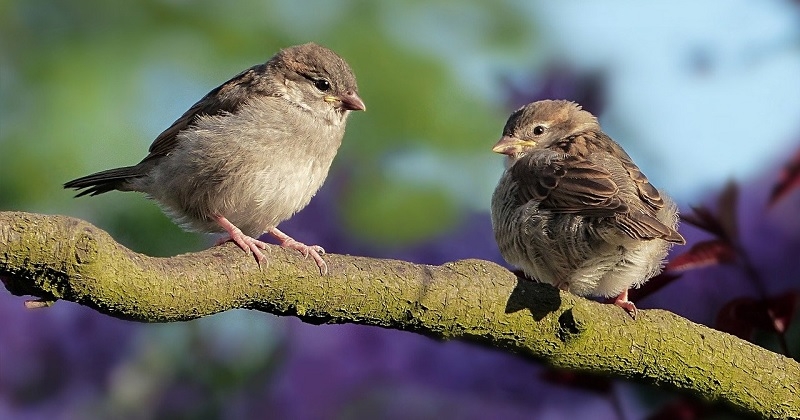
[385,0,800,208]
[530,0,800,202]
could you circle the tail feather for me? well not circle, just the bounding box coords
[64,166,142,197]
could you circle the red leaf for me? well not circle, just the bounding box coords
[765,291,799,334]
[666,240,738,272]
[647,398,708,420]
[769,147,800,207]
[681,206,729,240]
[716,181,739,242]
[628,271,683,301]
[716,291,799,339]
[716,297,763,340]
[540,370,612,394]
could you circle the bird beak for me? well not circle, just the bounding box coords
[326,91,366,111]
[492,136,534,156]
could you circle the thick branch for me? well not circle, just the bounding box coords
[1,211,797,418]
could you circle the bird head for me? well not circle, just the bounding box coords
[492,99,598,163]
[271,43,366,123]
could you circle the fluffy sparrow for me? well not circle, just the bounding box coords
[65,43,365,274]
[491,100,684,317]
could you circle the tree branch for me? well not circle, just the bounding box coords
[1,211,797,418]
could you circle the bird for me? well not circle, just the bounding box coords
[65,42,365,275]
[490,100,684,318]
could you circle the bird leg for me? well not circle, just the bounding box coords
[268,227,328,275]
[213,215,269,265]
[613,289,638,319]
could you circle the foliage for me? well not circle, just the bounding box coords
[1,1,799,419]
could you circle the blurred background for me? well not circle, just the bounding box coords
[2,0,799,418]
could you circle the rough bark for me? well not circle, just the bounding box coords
[1,211,797,418]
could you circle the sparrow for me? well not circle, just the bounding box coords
[490,100,684,317]
[65,43,365,275]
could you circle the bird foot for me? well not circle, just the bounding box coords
[213,215,269,266]
[613,289,638,319]
[269,227,328,275]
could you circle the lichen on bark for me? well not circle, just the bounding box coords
[1,211,798,418]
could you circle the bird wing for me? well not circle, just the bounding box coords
[596,136,666,209]
[143,64,272,161]
[511,151,684,243]
[511,153,628,216]
[615,210,685,243]
[588,134,684,243]
[611,151,685,242]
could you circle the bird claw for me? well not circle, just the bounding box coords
[217,232,270,266]
[278,238,328,275]
[269,227,329,275]
[281,238,325,257]
[214,215,269,266]
[614,289,638,319]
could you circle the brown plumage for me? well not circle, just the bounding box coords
[490,100,684,317]
[65,43,365,274]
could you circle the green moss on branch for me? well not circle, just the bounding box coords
[1,211,797,418]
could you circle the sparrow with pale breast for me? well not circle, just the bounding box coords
[65,43,365,274]
[490,100,684,317]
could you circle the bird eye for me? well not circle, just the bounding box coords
[314,79,331,92]
[533,125,545,136]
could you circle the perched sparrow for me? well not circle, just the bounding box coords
[490,100,684,317]
[65,43,365,274]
